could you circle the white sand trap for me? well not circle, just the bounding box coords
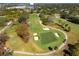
[34,36,38,41]
[55,33,59,38]
[33,33,37,36]
[39,21,42,24]
[43,27,50,30]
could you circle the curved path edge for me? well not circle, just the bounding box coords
[14,15,68,56]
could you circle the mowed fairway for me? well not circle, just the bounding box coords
[28,14,65,51]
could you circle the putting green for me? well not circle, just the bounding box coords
[28,14,65,51]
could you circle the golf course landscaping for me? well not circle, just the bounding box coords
[28,14,66,51]
[5,13,67,55]
[1,3,79,56]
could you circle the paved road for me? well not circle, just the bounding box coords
[14,15,68,56]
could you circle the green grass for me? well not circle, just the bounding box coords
[35,29,64,51]
[29,14,65,51]
[5,24,35,52]
[38,31,57,44]
[5,13,65,53]
[28,14,43,33]
[53,17,79,35]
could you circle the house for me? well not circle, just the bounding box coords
[6,6,26,9]
[6,4,34,10]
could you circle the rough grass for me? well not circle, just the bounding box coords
[5,24,44,54]
[53,17,79,43]
[67,32,79,44]
[53,17,79,35]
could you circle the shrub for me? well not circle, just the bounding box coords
[0,33,9,55]
[18,12,29,23]
[16,22,30,43]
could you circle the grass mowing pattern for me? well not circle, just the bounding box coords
[37,29,64,51]
[39,31,57,44]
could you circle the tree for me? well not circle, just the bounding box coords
[3,48,13,56]
[63,25,71,32]
[16,22,30,43]
[63,49,72,56]
[42,18,48,25]
[60,10,70,19]
[65,24,68,27]
[0,33,9,55]
[18,11,29,23]
[68,16,79,24]
[48,46,52,51]
[17,11,30,43]
[18,14,27,23]
[39,13,44,18]
[60,10,79,24]
[54,46,58,50]
[63,43,79,56]
[39,13,48,25]
[67,26,71,32]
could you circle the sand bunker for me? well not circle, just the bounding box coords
[34,36,38,41]
[43,27,50,30]
[54,33,59,38]
[33,33,37,36]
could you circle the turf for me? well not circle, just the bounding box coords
[29,14,65,51]
[5,13,65,53]
[53,17,79,35]
[38,31,57,44]
[28,14,43,33]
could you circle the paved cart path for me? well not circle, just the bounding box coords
[14,14,68,55]
[0,15,68,55]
